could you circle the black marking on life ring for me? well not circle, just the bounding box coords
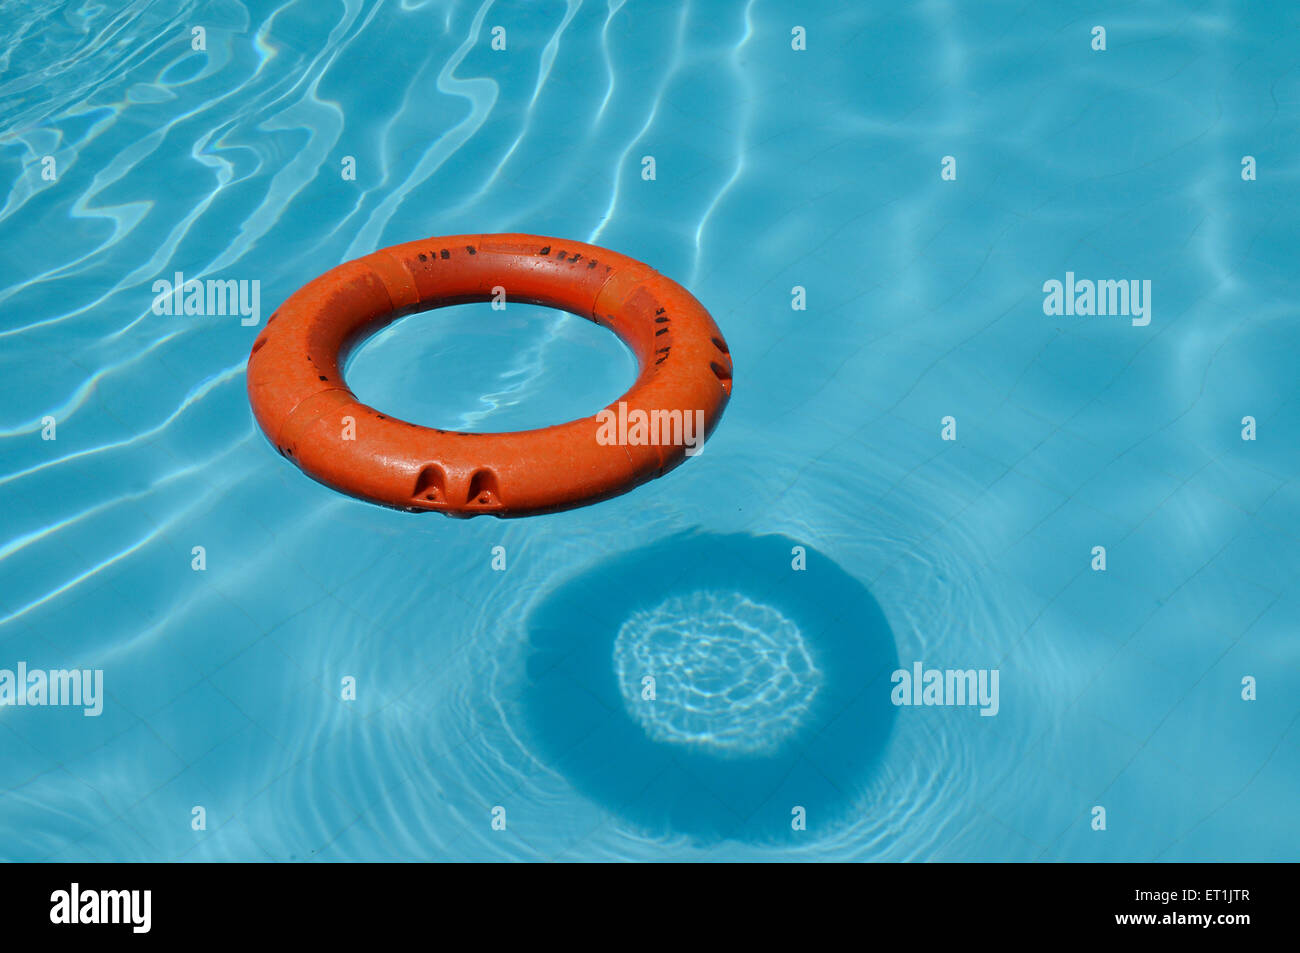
[539,246,551,255]
[440,249,450,260]
[588,259,598,269]
[319,375,328,381]
[654,316,668,323]
[655,328,668,336]
[655,307,666,315]
[466,246,476,255]
[418,253,428,262]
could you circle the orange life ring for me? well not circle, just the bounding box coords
[246,233,733,517]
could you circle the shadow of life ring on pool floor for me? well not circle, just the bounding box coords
[517,530,899,845]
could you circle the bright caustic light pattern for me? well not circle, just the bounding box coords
[614,591,823,757]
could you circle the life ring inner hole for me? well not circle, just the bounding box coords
[342,299,637,434]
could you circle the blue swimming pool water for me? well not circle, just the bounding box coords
[1,0,1297,861]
